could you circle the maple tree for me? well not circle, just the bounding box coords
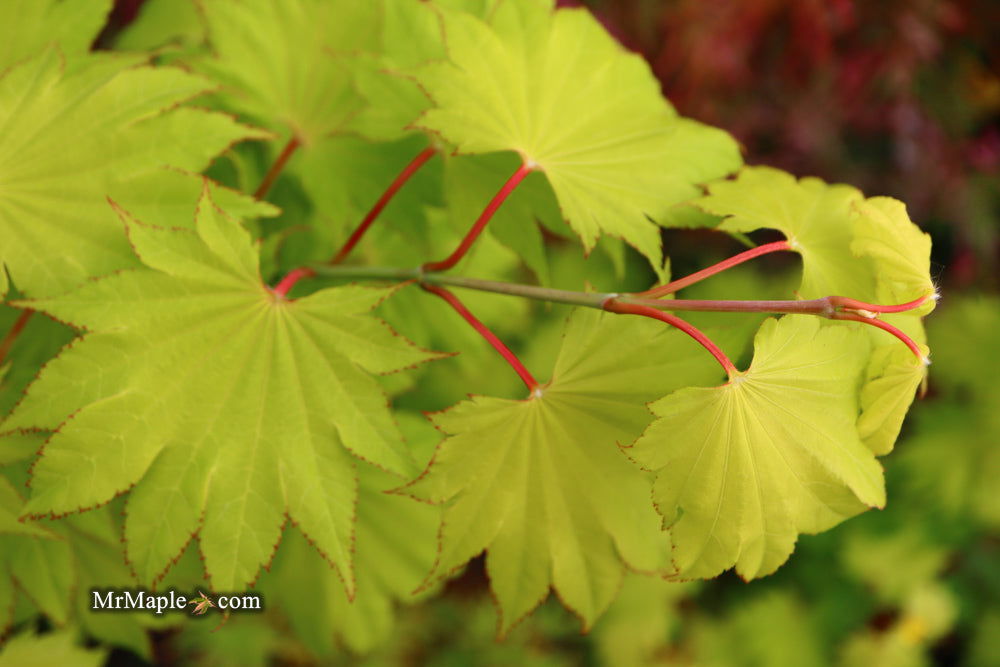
[0,0,944,661]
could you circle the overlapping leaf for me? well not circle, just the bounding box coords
[694,167,872,299]
[411,0,741,267]
[0,48,270,300]
[692,167,933,458]
[857,343,928,455]
[0,630,107,667]
[2,189,439,591]
[264,463,439,654]
[196,0,379,145]
[694,166,935,310]
[851,196,935,313]
[628,316,883,580]
[0,476,72,629]
[397,307,724,634]
[0,0,110,70]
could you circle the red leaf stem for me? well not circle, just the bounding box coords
[604,299,737,378]
[421,283,540,393]
[0,310,33,366]
[331,146,438,264]
[639,240,793,298]
[270,146,437,297]
[829,293,934,314]
[254,136,301,200]
[831,311,927,362]
[422,161,534,273]
[271,267,316,298]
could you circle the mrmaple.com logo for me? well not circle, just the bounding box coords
[90,589,262,615]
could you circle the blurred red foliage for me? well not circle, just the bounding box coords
[584,0,1000,286]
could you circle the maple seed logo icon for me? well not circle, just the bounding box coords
[189,591,216,615]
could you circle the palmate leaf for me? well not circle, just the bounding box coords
[0,48,270,300]
[851,197,935,314]
[196,0,379,145]
[264,465,439,655]
[694,166,935,308]
[0,0,110,71]
[628,316,884,581]
[398,308,723,634]
[443,152,562,285]
[0,476,72,629]
[0,630,107,667]
[253,412,439,656]
[2,188,439,592]
[695,167,873,300]
[857,343,928,456]
[411,0,740,267]
[692,166,933,456]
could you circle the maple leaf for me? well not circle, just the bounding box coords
[693,167,873,300]
[397,307,724,634]
[0,630,107,667]
[628,316,884,581]
[0,48,271,300]
[2,188,440,592]
[0,476,72,628]
[692,167,934,458]
[195,0,380,146]
[857,343,929,456]
[693,167,935,310]
[263,446,439,654]
[851,196,935,315]
[0,0,110,71]
[410,0,741,268]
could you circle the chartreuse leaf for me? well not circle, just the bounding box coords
[0,630,106,667]
[695,167,936,311]
[857,343,928,456]
[348,0,448,141]
[196,0,379,145]
[2,189,439,592]
[852,197,935,313]
[0,0,110,70]
[443,153,561,285]
[0,303,74,418]
[114,0,204,52]
[412,0,740,267]
[692,168,934,457]
[0,477,73,625]
[398,307,723,634]
[629,316,883,580]
[695,167,873,299]
[291,133,443,262]
[262,412,440,656]
[69,514,153,660]
[0,48,269,299]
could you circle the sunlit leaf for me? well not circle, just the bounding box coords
[3,189,439,591]
[629,316,882,580]
[412,0,740,267]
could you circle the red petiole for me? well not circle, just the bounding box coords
[254,137,301,200]
[639,240,793,298]
[421,283,539,394]
[270,145,439,298]
[0,310,33,366]
[332,146,438,264]
[422,161,534,273]
[603,299,737,378]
